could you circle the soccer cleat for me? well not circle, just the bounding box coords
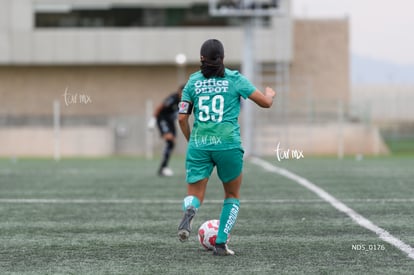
[177,206,196,242]
[213,243,235,256]
[159,167,174,177]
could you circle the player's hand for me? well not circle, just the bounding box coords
[265,87,276,99]
[147,117,156,130]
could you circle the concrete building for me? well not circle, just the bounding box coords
[1,0,382,157]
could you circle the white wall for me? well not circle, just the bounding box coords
[351,85,414,123]
[0,0,292,65]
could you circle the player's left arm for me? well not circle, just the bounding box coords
[178,101,193,141]
[178,114,191,141]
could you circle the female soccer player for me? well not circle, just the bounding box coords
[177,39,276,256]
[148,85,183,176]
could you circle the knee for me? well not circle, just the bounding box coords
[163,133,175,142]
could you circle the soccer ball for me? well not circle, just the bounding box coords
[197,219,230,250]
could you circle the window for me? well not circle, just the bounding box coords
[34,4,268,28]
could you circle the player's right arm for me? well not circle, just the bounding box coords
[248,87,276,108]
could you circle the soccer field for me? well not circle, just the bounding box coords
[1,156,414,274]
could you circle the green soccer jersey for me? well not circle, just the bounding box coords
[182,68,256,150]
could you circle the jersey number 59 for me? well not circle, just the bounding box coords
[198,95,224,123]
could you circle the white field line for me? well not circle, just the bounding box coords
[250,157,414,261]
[0,198,414,204]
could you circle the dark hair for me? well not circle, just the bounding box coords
[200,39,225,78]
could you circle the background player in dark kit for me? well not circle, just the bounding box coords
[148,85,183,176]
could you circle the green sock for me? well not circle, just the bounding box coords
[216,198,240,245]
[182,195,200,211]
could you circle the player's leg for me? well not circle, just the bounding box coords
[159,133,175,176]
[182,148,213,208]
[178,149,213,242]
[183,177,208,207]
[178,178,208,242]
[212,149,244,255]
[157,119,175,176]
[214,174,241,255]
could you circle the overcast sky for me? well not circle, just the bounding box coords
[292,0,414,65]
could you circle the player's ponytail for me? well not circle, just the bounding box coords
[200,39,225,78]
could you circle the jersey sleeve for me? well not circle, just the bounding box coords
[235,72,256,99]
[181,82,193,103]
